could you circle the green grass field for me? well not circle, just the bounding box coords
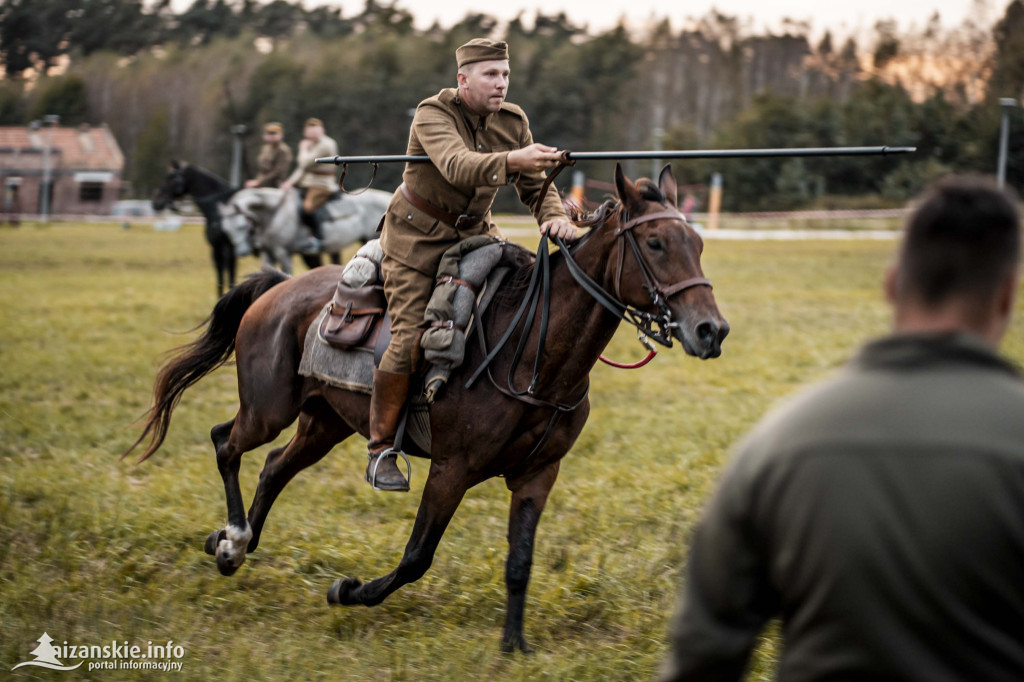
[3,222,1023,680]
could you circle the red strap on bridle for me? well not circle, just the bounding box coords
[598,330,659,369]
[599,348,657,369]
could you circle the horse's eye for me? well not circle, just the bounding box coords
[647,237,664,251]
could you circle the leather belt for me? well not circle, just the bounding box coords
[401,183,483,230]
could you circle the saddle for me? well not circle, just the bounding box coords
[299,237,519,454]
[318,283,392,364]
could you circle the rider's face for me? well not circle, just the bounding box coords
[457,60,510,115]
[304,125,324,142]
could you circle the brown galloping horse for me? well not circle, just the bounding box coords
[126,165,729,652]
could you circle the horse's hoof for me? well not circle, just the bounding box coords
[500,636,533,655]
[327,577,362,605]
[215,547,243,576]
[204,529,226,555]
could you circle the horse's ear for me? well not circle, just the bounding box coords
[658,164,678,208]
[614,163,642,208]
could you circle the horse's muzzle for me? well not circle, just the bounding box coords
[678,318,729,359]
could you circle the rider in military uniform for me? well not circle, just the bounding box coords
[280,118,339,252]
[245,122,293,188]
[367,38,577,491]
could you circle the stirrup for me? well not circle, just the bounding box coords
[297,236,322,254]
[367,447,412,491]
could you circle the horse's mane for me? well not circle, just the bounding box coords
[183,163,237,204]
[490,242,536,311]
[186,163,229,186]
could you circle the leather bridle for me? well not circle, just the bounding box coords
[605,206,713,346]
[458,174,714,475]
[465,197,714,406]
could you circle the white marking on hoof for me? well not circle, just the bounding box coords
[217,522,253,567]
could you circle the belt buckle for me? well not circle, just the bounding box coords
[454,214,474,230]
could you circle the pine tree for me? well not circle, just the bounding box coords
[28,632,61,666]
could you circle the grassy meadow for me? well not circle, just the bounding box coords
[3,221,1023,680]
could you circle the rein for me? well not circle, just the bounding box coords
[465,194,712,406]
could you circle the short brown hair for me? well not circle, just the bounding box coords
[897,175,1021,306]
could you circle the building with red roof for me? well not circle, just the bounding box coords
[0,123,125,218]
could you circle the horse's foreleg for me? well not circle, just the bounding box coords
[271,247,292,275]
[212,245,225,296]
[501,461,560,654]
[206,415,283,576]
[225,244,237,290]
[245,408,354,553]
[328,460,468,607]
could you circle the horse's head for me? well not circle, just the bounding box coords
[220,188,283,257]
[152,160,188,211]
[601,163,729,359]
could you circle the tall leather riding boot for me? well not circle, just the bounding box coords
[308,210,324,240]
[297,210,323,254]
[366,369,411,491]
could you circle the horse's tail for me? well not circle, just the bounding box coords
[123,267,290,462]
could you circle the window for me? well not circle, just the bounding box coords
[79,182,103,202]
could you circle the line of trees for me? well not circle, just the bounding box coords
[0,0,1021,209]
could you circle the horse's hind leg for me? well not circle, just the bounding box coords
[328,459,469,607]
[501,461,560,654]
[245,404,355,553]
[329,252,341,265]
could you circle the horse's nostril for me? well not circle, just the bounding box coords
[718,322,730,343]
[696,321,717,345]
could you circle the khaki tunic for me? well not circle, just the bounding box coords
[660,332,1024,682]
[286,135,339,191]
[252,142,293,187]
[378,88,568,374]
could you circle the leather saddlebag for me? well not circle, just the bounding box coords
[319,283,386,351]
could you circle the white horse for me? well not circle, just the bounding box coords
[220,187,391,274]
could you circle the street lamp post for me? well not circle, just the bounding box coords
[651,126,665,180]
[229,123,247,187]
[39,114,60,222]
[997,98,1018,189]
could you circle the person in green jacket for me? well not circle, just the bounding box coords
[660,175,1024,682]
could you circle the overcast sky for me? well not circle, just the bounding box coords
[364,0,1007,36]
[163,0,1011,39]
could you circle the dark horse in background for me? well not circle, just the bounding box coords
[126,165,729,651]
[152,160,239,296]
